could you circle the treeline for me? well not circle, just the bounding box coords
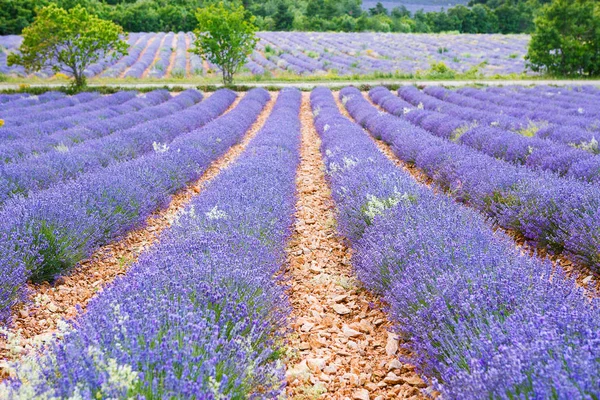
[0,0,550,35]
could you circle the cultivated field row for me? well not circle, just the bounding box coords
[1,31,530,80]
[0,86,598,399]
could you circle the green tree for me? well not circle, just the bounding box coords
[7,4,128,88]
[369,2,388,17]
[464,4,499,33]
[192,2,258,85]
[526,0,600,76]
[0,0,49,35]
[273,1,294,31]
[391,6,411,19]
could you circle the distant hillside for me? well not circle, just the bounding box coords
[362,0,470,14]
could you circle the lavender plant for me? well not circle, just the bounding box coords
[342,86,600,273]
[2,88,302,399]
[0,88,272,323]
[312,87,600,399]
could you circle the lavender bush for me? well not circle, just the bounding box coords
[0,90,172,163]
[342,86,600,273]
[312,87,600,399]
[0,88,273,324]
[0,90,211,204]
[2,88,301,399]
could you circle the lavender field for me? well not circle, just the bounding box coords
[0,84,598,398]
[0,31,530,80]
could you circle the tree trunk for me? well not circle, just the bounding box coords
[72,68,87,89]
[222,68,233,86]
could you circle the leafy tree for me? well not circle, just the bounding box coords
[273,1,294,31]
[369,2,388,16]
[391,6,411,19]
[7,4,128,88]
[526,0,600,76]
[192,2,258,85]
[0,0,50,35]
[465,4,499,33]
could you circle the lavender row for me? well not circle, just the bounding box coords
[170,32,187,78]
[147,32,175,79]
[0,88,269,324]
[0,91,139,142]
[439,86,600,148]
[398,84,600,149]
[312,87,600,398]
[3,88,300,398]
[124,33,165,79]
[454,87,600,145]
[341,87,600,273]
[1,91,66,111]
[0,89,213,205]
[1,32,530,78]
[0,93,30,104]
[1,92,101,127]
[471,85,600,119]
[371,87,600,183]
[0,90,172,164]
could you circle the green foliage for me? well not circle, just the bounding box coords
[0,0,50,35]
[425,61,457,79]
[192,2,258,85]
[273,1,294,31]
[0,0,551,35]
[7,4,128,88]
[526,0,600,76]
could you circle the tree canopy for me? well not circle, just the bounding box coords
[526,0,600,76]
[192,2,258,85]
[0,0,555,35]
[7,4,128,87]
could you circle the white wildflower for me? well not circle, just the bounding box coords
[578,107,584,114]
[573,137,599,154]
[323,123,330,132]
[152,142,169,153]
[403,107,412,115]
[205,205,228,220]
[417,102,424,110]
[54,143,69,153]
[207,376,224,399]
[363,191,415,220]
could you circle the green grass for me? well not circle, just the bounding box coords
[1,70,599,95]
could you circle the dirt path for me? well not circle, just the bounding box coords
[164,34,178,79]
[0,92,281,379]
[283,93,428,400]
[185,34,192,78]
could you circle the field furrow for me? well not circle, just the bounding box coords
[341,87,600,276]
[0,88,272,323]
[1,88,301,399]
[0,91,279,379]
[284,93,427,399]
[312,87,599,398]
